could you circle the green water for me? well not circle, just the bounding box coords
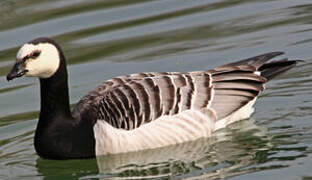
[1,0,312,179]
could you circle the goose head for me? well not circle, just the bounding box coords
[7,38,61,81]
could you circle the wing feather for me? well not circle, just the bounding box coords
[90,73,213,130]
[72,52,298,130]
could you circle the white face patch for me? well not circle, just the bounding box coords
[17,43,60,78]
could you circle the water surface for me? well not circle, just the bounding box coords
[0,0,312,179]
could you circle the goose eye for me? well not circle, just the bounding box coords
[31,51,41,58]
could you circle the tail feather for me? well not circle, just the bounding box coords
[214,51,285,73]
[259,59,298,80]
[209,52,300,120]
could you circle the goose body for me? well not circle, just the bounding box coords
[6,37,298,159]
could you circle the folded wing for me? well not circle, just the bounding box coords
[73,52,298,129]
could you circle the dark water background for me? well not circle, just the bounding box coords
[0,0,312,179]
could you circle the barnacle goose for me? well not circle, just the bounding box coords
[6,37,299,159]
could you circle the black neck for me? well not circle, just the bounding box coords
[34,44,95,159]
[31,38,96,159]
[39,58,71,121]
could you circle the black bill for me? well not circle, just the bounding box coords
[6,62,28,81]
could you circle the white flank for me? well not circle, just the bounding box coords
[94,97,257,156]
[17,43,60,78]
[93,109,216,156]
